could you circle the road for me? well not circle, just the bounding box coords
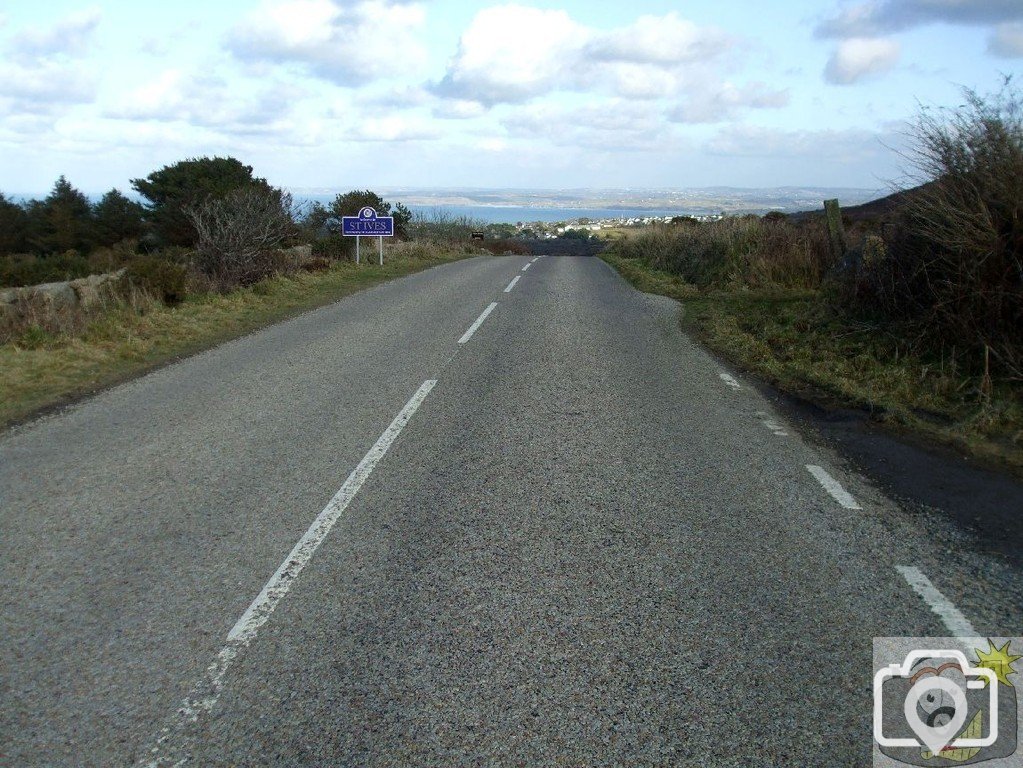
[1,254,1021,766]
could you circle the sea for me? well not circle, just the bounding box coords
[297,199,695,224]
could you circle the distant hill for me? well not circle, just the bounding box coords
[788,182,934,223]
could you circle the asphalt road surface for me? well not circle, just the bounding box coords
[2,255,1021,766]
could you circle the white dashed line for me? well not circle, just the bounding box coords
[139,380,438,766]
[754,410,787,435]
[504,276,521,293]
[896,565,980,640]
[458,302,498,344]
[805,464,862,509]
[530,257,539,263]
[719,373,741,390]
[521,263,532,272]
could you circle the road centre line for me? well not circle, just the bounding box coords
[458,302,498,344]
[896,565,980,639]
[531,257,539,263]
[139,380,438,766]
[719,372,741,390]
[504,276,521,293]
[521,263,532,272]
[806,464,862,509]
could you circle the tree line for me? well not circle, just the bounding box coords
[0,156,414,259]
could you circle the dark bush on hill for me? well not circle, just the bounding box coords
[860,81,1023,377]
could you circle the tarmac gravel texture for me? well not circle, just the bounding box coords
[1,255,1020,766]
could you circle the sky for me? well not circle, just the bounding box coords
[0,0,1020,195]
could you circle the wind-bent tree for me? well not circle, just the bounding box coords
[132,156,272,247]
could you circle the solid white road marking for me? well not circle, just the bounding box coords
[521,263,532,272]
[805,464,862,509]
[139,380,438,766]
[504,276,521,293]
[458,302,498,344]
[896,565,980,639]
[530,257,539,263]
[719,373,741,390]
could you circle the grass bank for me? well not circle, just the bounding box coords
[1,244,472,429]
[602,252,1023,474]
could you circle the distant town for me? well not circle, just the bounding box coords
[479,213,726,240]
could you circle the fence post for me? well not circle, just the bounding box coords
[824,199,847,263]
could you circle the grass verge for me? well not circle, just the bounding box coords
[1,247,470,429]
[601,252,1023,475]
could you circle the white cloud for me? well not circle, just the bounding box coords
[11,8,101,57]
[346,114,439,141]
[435,5,588,105]
[585,12,731,65]
[434,5,740,108]
[707,125,889,159]
[107,69,297,133]
[989,22,1023,57]
[433,99,487,119]
[668,82,789,123]
[503,100,675,151]
[229,0,427,85]
[0,59,97,114]
[0,9,101,117]
[824,37,900,84]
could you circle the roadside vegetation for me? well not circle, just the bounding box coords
[0,159,479,427]
[604,82,1023,472]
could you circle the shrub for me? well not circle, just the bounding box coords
[186,186,297,289]
[123,256,190,304]
[610,218,831,291]
[408,209,488,242]
[862,81,1023,376]
[311,235,356,261]
[0,251,95,288]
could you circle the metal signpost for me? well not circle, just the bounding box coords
[341,206,395,264]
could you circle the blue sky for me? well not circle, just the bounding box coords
[1,0,1020,194]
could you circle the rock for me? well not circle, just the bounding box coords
[33,281,77,310]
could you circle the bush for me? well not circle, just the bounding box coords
[311,235,356,261]
[0,251,95,288]
[479,239,530,256]
[186,186,297,289]
[610,217,830,291]
[862,81,1023,376]
[408,209,487,242]
[123,256,190,305]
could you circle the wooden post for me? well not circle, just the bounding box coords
[824,199,847,262]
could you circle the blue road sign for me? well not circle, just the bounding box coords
[341,207,394,237]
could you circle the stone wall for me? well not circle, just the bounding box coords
[0,270,125,325]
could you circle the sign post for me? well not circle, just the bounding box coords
[341,206,395,265]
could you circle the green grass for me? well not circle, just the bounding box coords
[0,246,470,428]
[601,252,1023,474]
